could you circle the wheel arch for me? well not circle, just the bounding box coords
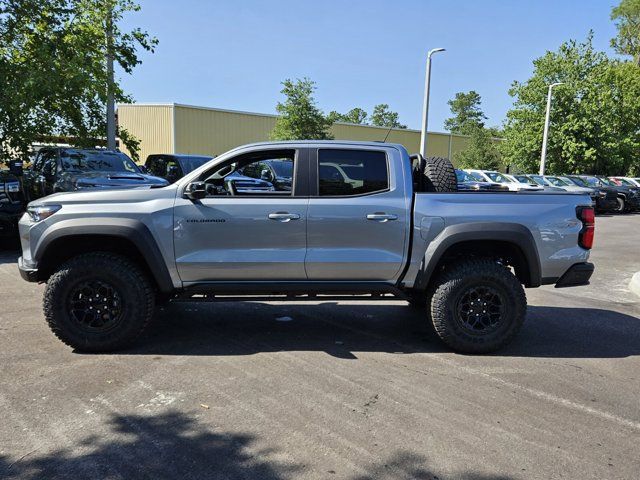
[413,223,541,290]
[33,219,174,293]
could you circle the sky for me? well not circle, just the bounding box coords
[119,0,620,132]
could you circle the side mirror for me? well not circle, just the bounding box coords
[9,160,24,176]
[261,170,274,182]
[185,181,207,200]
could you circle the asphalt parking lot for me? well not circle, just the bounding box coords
[0,214,639,480]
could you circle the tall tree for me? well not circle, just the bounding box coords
[0,0,156,161]
[444,91,487,135]
[327,107,368,125]
[454,126,502,170]
[270,78,333,140]
[370,104,407,129]
[501,34,640,175]
[611,0,640,65]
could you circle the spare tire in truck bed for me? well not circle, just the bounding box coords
[411,155,457,192]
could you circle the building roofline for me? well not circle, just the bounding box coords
[116,102,481,138]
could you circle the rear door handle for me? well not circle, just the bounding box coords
[268,212,300,222]
[366,213,398,222]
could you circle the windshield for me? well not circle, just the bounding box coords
[513,175,533,185]
[598,177,616,186]
[529,175,548,186]
[580,176,601,187]
[615,178,633,186]
[267,160,293,178]
[468,171,486,182]
[486,172,512,183]
[456,170,474,182]
[179,156,212,174]
[545,176,569,187]
[565,176,587,187]
[61,150,139,173]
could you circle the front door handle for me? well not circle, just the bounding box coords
[366,212,398,222]
[268,212,300,222]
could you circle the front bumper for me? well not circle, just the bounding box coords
[555,262,594,288]
[18,256,39,282]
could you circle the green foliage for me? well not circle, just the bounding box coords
[454,126,502,170]
[444,91,487,134]
[370,104,407,129]
[501,33,640,176]
[327,107,368,125]
[0,0,155,161]
[611,0,640,65]
[270,78,333,141]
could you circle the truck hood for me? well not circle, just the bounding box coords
[60,170,168,189]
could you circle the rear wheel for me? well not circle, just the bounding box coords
[429,258,526,353]
[43,252,155,352]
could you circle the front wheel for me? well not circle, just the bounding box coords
[429,258,526,353]
[615,197,626,213]
[43,252,155,352]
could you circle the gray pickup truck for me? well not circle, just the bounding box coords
[17,141,595,354]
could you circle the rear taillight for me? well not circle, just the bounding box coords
[577,206,595,250]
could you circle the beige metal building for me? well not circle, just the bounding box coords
[117,103,476,164]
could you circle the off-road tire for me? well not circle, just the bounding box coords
[43,252,155,352]
[423,156,457,192]
[429,258,526,353]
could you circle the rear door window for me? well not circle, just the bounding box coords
[318,149,388,196]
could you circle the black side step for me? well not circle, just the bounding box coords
[172,282,411,303]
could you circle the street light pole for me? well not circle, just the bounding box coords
[420,48,445,158]
[539,82,564,175]
[106,2,116,150]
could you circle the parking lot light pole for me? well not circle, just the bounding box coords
[420,48,445,158]
[539,82,564,175]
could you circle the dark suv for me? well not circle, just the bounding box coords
[144,154,213,184]
[22,148,168,201]
[564,175,620,213]
[568,175,640,213]
[0,167,25,239]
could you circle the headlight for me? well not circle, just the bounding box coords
[27,204,61,222]
[6,181,20,192]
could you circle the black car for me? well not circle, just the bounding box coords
[569,175,639,213]
[564,176,620,213]
[455,169,509,192]
[0,168,25,239]
[22,148,168,201]
[144,154,214,183]
[240,159,293,191]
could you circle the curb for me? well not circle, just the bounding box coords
[630,272,640,298]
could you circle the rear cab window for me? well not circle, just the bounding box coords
[317,149,388,196]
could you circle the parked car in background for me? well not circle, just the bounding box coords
[455,170,509,191]
[0,168,25,239]
[565,175,637,213]
[609,176,640,187]
[145,154,214,183]
[561,176,617,213]
[543,175,598,206]
[596,176,640,212]
[503,174,545,191]
[239,158,293,191]
[22,148,168,201]
[465,170,541,191]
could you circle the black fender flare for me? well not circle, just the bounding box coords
[413,222,542,289]
[34,218,174,293]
